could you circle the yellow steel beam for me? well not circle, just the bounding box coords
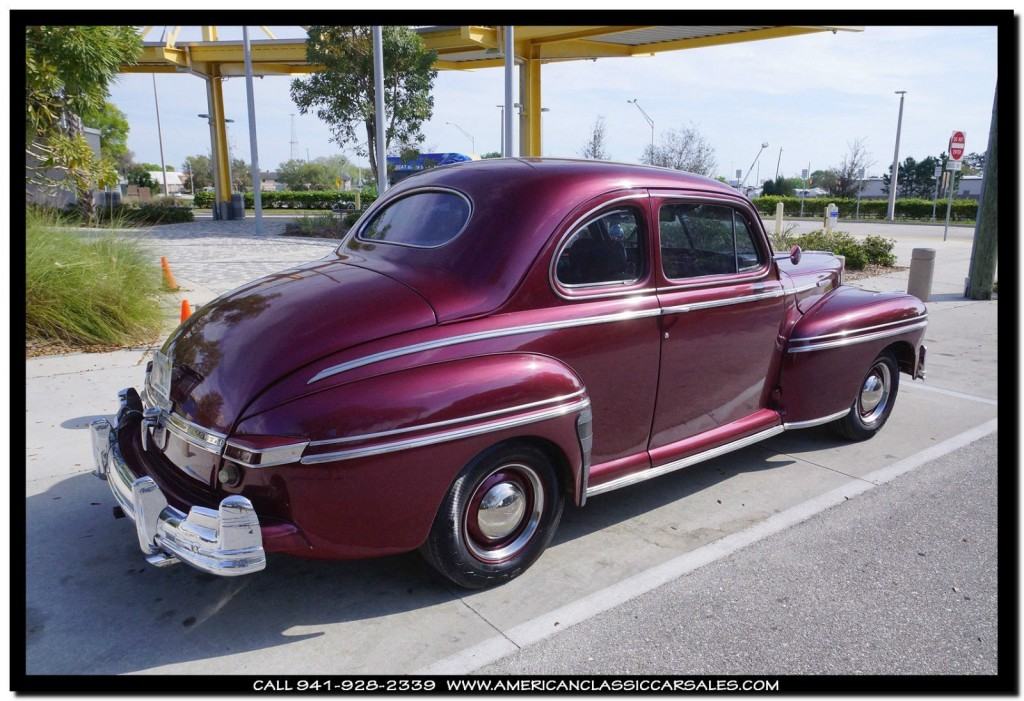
[120,64,182,74]
[435,58,507,71]
[259,26,276,39]
[187,41,309,64]
[625,26,828,55]
[214,62,325,76]
[519,25,654,43]
[459,25,498,49]
[136,44,189,67]
[538,38,633,60]
[201,26,218,42]
[208,68,232,208]
[519,49,543,157]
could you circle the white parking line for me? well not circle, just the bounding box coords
[902,381,998,406]
[420,418,998,675]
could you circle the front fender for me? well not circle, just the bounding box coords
[231,353,589,558]
[779,286,927,425]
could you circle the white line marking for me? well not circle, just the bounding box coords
[903,382,998,406]
[419,418,998,675]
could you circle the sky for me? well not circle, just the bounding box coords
[107,25,998,181]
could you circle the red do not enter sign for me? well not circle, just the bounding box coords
[949,131,966,161]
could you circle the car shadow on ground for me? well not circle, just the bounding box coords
[26,429,832,675]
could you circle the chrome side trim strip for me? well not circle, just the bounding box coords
[782,408,850,430]
[308,389,588,446]
[300,398,591,464]
[787,321,928,353]
[307,309,662,384]
[586,424,785,497]
[660,280,821,315]
[790,314,928,344]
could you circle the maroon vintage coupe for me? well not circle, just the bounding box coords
[91,159,927,588]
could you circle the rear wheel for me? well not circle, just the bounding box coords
[831,350,900,441]
[421,443,563,589]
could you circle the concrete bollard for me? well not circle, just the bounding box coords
[774,202,784,237]
[907,248,936,302]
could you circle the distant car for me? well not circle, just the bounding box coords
[330,200,357,212]
[91,159,927,588]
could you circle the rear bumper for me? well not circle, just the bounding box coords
[90,390,266,576]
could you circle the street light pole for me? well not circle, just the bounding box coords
[151,74,169,197]
[627,98,655,162]
[445,121,476,154]
[886,90,908,222]
[372,25,387,194]
[503,26,515,157]
[242,26,263,233]
[774,146,783,180]
[740,142,769,188]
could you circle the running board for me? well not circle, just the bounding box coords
[586,424,786,498]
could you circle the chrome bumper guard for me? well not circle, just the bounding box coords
[90,392,266,577]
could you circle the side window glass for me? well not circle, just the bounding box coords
[659,204,735,279]
[556,208,644,287]
[733,214,765,272]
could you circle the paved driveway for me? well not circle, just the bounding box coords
[24,219,998,675]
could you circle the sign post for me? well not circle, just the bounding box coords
[943,131,965,241]
[931,163,942,221]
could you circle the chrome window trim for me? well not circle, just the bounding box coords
[300,397,591,464]
[306,306,663,385]
[352,186,474,250]
[308,389,587,447]
[790,314,929,344]
[586,424,786,497]
[660,279,819,315]
[782,408,850,430]
[549,193,652,300]
[787,320,928,353]
[654,194,773,287]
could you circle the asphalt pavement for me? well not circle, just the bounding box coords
[483,432,998,675]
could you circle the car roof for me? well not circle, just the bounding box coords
[340,158,744,322]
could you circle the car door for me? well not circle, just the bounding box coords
[649,191,787,453]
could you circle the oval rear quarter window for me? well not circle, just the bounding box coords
[357,190,471,247]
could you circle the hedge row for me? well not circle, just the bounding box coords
[90,202,194,225]
[192,190,376,210]
[752,196,977,221]
[781,230,896,271]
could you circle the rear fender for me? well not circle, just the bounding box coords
[779,286,927,426]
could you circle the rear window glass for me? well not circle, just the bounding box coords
[357,191,471,247]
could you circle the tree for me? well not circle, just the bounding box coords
[833,138,874,198]
[126,165,158,190]
[82,101,130,163]
[579,116,610,160]
[809,169,838,194]
[641,125,716,175]
[25,25,141,217]
[882,154,944,198]
[762,175,802,197]
[277,155,355,190]
[231,158,251,192]
[962,151,985,176]
[182,154,213,191]
[291,26,437,182]
[480,151,502,159]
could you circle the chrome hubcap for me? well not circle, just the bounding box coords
[477,482,526,540]
[464,464,544,563]
[859,363,891,425]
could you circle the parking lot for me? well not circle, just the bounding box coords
[25,219,997,675]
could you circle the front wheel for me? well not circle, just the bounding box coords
[421,442,563,589]
[831,350,900,441]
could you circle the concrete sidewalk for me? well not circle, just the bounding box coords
[24,221,997,675]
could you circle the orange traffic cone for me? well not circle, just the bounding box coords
[160,256,179,290]
[180,299,192,323]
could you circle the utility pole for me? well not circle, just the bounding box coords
[151,74,169,197]
[503,26,515,157]
[242,25,263,233]
[289,113,299,161]
[886,90,907,222]
[774,147,783,180]
[966,84,997,299]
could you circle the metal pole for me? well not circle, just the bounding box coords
[372,25,388,193]
[887,90,907,222]
[497,105,504,154]
[931,163,941,221]
[242,26,262,233]
[774,147,783,180]
[151,74,169,197]
[943,165,956,242]
[503,26,515,157]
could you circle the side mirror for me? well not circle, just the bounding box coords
[789,245,803,266]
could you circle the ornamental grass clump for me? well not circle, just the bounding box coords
[26,211,164,348]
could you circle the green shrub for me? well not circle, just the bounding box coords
[751,196,977,221]
[192,189,377,211]
[860,235,897,267]
[283,213,347,239]
[26,211,164,347]
[95,201,193,226]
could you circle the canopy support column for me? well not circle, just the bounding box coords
[518,51,542,157]
[208,67,233,219]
